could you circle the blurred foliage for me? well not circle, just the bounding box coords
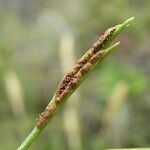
[0,0,150,149]
[99,62,146,98]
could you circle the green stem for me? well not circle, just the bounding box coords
[17,128,42,150]
[17,17,134,150]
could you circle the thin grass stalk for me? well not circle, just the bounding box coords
[17,17,134,150]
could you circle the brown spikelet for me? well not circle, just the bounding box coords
[54,29,116,105]
[79,62,92,75]
[36,26,115,128]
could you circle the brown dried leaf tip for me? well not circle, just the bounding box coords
[36,27,115,128]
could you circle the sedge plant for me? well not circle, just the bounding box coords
[17,17,134,150]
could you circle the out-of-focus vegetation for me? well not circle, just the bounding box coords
[0,0,149,150]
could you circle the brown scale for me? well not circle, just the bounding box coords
[36,102,57,128]
[56,75,79,100]
[92,27,115,53]
[78,62,92,76]
[56,74,75,97]
[76,56,89,65]
[72,50,93,73]
[89,51,104,64]
[84,50,94,61]
[55,76,79,105]
[55,85,71,105]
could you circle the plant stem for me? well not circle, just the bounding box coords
[17,17,134,150]
[17,128,41,150]
[17,43,118,150]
